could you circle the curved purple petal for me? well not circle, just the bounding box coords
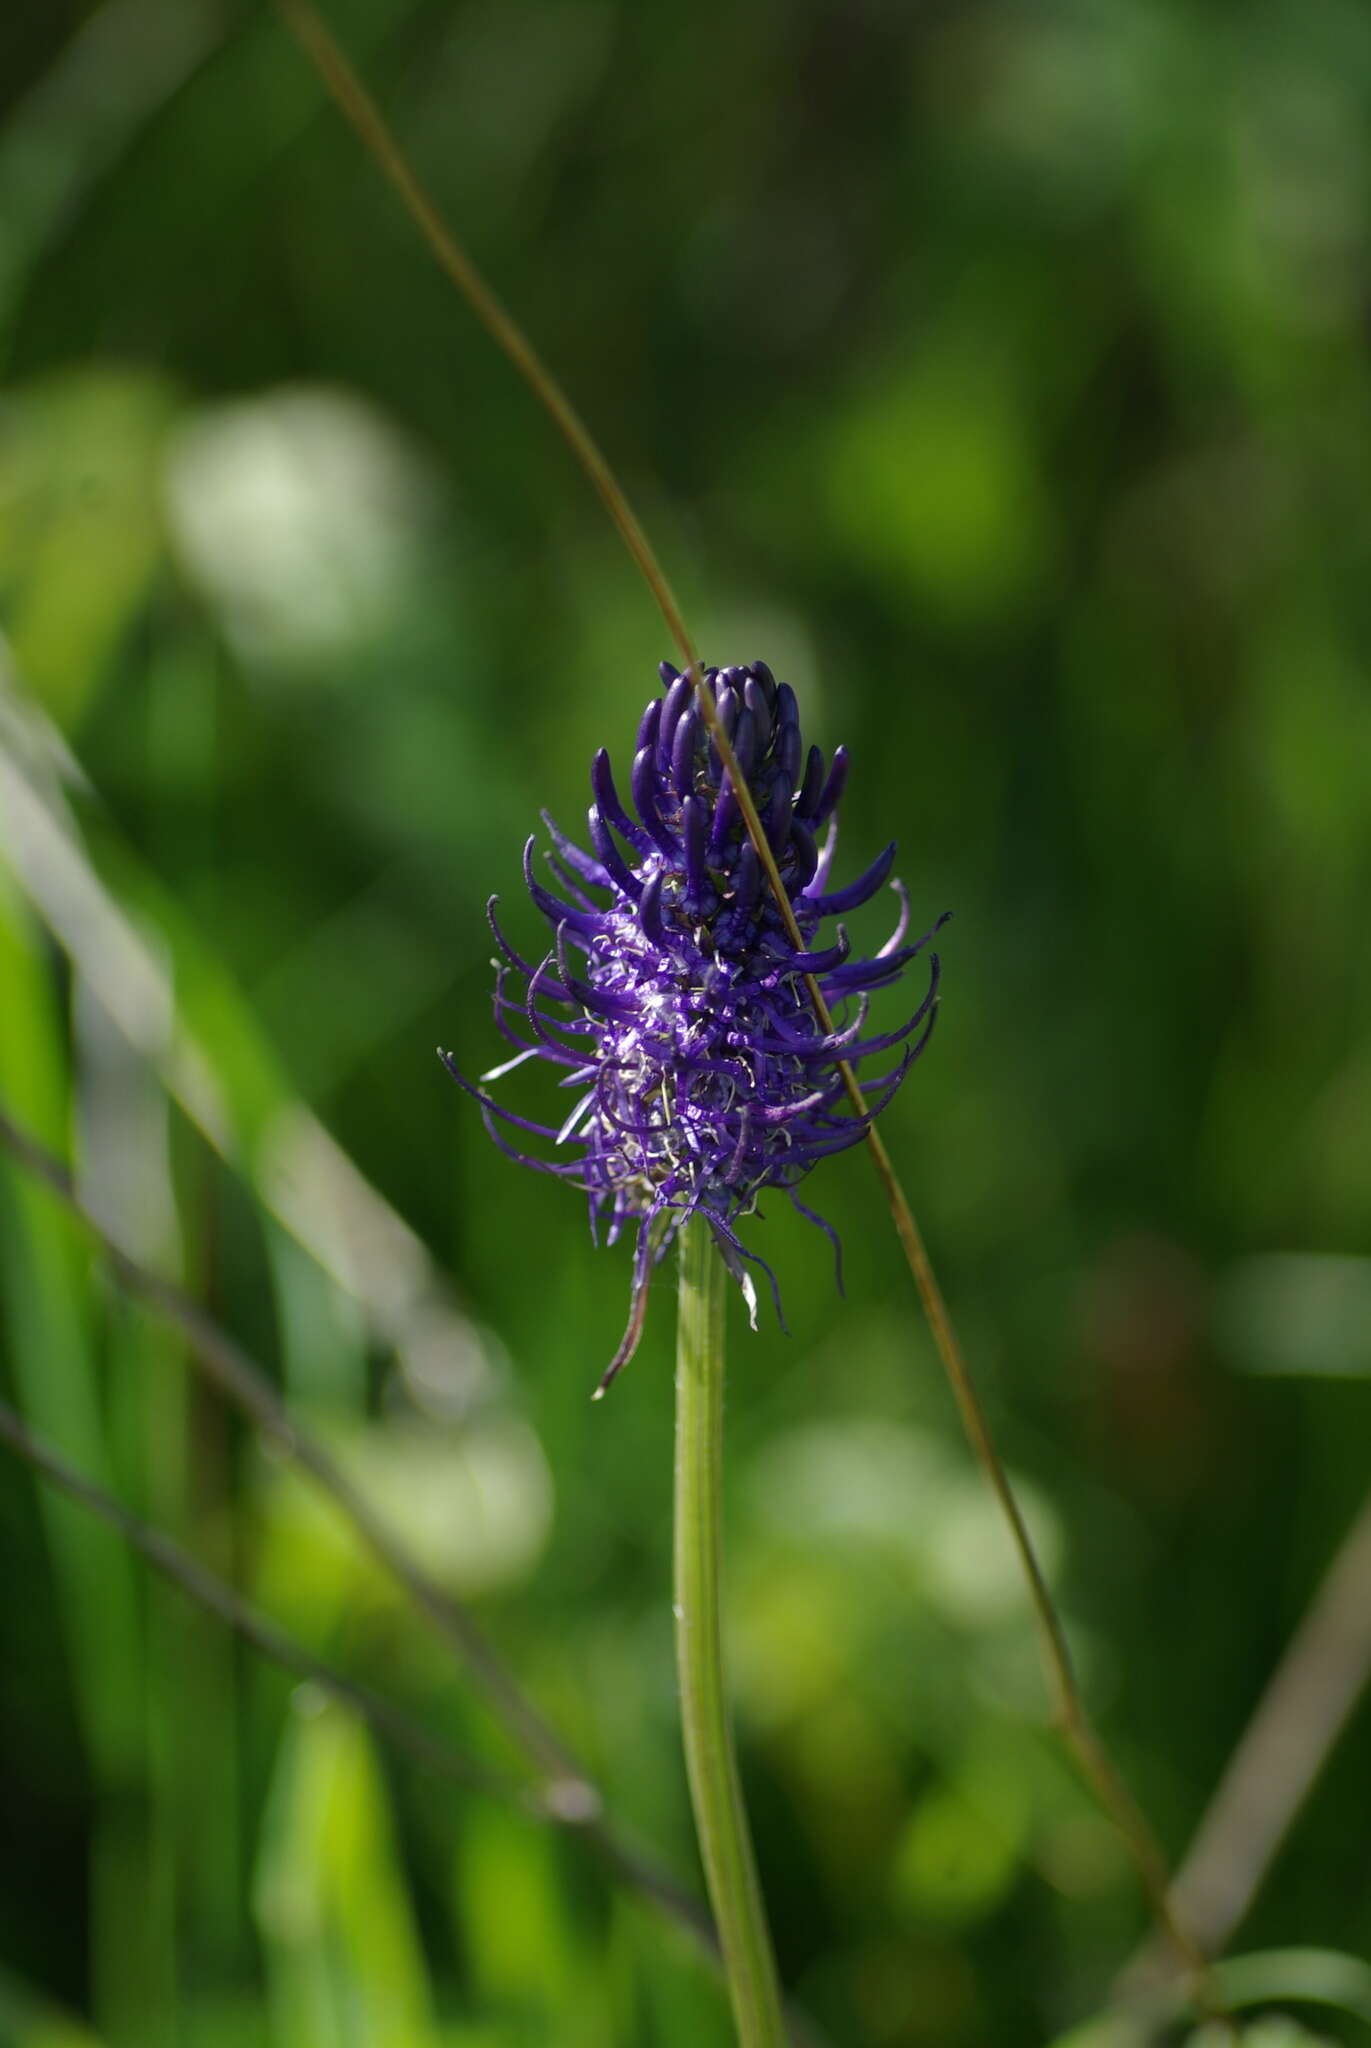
[587,804,643,901]
[803,839,896,916]
[523,838,603,936]
[591,748,654,855]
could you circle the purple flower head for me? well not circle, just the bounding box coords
[442,661,947,1391]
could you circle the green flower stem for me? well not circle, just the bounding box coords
[674,1219,785,2048]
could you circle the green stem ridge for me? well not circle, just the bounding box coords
[674,1220,785,2048]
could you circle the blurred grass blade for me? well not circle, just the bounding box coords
[0,880,164,2042]
[1058,1951,1371,2048]
[1210,1949,1371,2025]
[0,675,494,1389]
[74,978,244,1999]
[0,878,140,1771]
[254,1700,443,2048]
[454,1806,591,2035]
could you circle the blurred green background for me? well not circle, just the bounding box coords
[2,0,1370,2044]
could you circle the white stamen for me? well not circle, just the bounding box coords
[556,1089,596,1145]
[480,1045,544,1082]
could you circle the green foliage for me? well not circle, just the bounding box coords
[254,1700,441,2048]
[2,1,1370,2044]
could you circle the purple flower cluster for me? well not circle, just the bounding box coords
[443,661,945,1388]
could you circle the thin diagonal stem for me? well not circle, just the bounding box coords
[272,0,686,655]
[0,1397,524,1808]
[858,1132,1219,2001]
[0,1102,575,1786]
[675,1220,785,2048]
[271,2,1218,2007]
[1120,1486,1371,1996]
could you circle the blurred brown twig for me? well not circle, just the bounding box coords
[0,1396,525,1806]
[1119,1488,1371,1999]
[0,1100,582,1785]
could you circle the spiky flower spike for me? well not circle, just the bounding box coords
[442,661,947,1392]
